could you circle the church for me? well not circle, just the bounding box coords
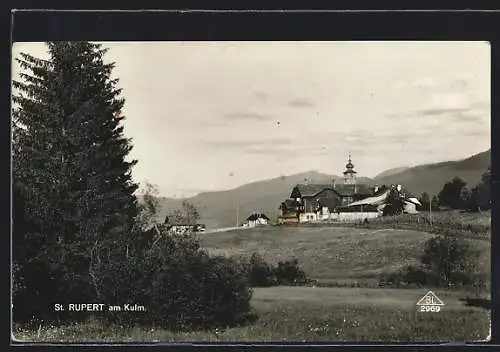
[278,156,381,223]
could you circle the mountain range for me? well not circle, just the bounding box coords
[152,149,490,229]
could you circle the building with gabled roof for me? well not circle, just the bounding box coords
[243,212,270,228]
[278,155,382,223]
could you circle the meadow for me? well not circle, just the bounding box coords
[345,210,490,241]
[201,223,490,288]
[13,286,489,342]
[13,211,491,342]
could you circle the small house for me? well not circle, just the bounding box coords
[243,212,270,228]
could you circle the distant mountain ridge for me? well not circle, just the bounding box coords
[373,149,490,197]
[374,166,410,179]
[153,149,490,229]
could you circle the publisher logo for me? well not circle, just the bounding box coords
[416,291,444,312]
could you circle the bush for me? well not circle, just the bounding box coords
[235,254,309,287]
[97,229,255,331]
[379,265,443,288]
[420,235,481,285]
[379,234,486,289]
[275,259,307,285]
[246,253,277,287]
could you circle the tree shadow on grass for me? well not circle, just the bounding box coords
[459,297,491,310]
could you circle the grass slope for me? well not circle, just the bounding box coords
[200,225,490,286]
[14,213,491,342]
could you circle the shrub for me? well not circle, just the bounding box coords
[380,234,486,289]
[379,265,445,288]
[235,254,309,287]
[246,253,277,287]
[274,259,307,285]
[97,229,255,331]
[420,235,481,286]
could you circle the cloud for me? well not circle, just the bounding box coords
[246,147,297,156]
[253,90,269,102]
[392,77,437,90]
[392,81,408,90]
[224,111,271,121]
[288,98,315,108]
[471,101,490,110]
[460,129,489,138]
[244,146,301,163]
[202,137,293,150]
[413,92,489,120]
[452,72,475,88]
[202,140,261,149]
[337,129,434,148]
[412,77,437,88]
[448,110,489,123]
[198,121,228,127]
[427,93,470,109]
[419,107,470,116]
[459,108,487,119]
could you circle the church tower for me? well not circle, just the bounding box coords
[343,154,357,185]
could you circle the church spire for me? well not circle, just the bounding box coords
[343,154,357,185]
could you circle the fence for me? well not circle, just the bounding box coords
[346,213,491,241]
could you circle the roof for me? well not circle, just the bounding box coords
[348,189,390,207]
[293,184,331,197]
[280,199,299,210]
[317,197,338,211]
[398,186,418,200]
[347,185,422,207]
[246,213,270,221]
[293,183,373,197]
[284,199,299,207]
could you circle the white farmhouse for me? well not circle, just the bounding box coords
[243,212,270,228]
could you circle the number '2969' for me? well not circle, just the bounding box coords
[420,305,441,312]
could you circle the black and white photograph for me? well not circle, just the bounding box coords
[11,41,491,342]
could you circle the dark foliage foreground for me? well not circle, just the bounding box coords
[379,234,488,291]
[12,42,255,331]
[97,230,257,331]
[234,253,310,287]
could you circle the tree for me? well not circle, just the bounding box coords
[170,200,201,225]
[421,235,480,286]
[135,182,161,231]
[12,42,139,322]
[382,187,405,216]
[431,195,440,211]
[474,168,491,211]
[459,185,472,210]
[437,177,467,209]
[418,192,430,211]
[466,169,491,212]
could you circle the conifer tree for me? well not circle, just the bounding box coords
[12,42,138,322]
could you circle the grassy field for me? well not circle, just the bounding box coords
[13,211,491,342]
[200,225,490,287]
[343,210,491,241]
[13,286,490,342]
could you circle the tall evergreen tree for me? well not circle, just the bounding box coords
[12,42,139,322]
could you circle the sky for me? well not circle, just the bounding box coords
[12,41,491,198]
